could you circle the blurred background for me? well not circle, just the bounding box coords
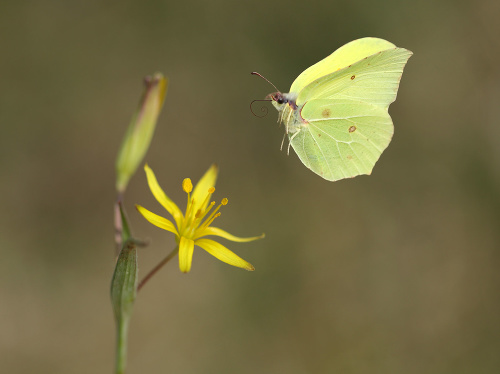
[1,0,499,373]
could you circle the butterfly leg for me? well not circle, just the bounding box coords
[280,132,287,151]
[287,129,301,156]
[286,109,293,128]
[285,108,294,135]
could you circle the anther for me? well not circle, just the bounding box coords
[182,178,193,193]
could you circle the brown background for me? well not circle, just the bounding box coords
[1,1,499,373]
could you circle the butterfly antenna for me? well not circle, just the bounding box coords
[250,99,271,117]
[251,72,280,92]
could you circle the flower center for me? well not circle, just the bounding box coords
[179,179,228,239]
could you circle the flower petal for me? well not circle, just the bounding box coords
[179,236,195,273]
[136,205,178,235]
[192,164,218,213]
[194,226,265,242]
[144,164,183,227]
[195,238,254,271]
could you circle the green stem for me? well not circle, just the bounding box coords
[115,316,130,374]
[114,199,124,256]
[138,246,179,291]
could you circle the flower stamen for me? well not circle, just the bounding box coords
[182,178,193,193]
[179,179,197,234]
[200,198,228,229]
[195,201,215,223]
[200,187,215,210]
[182,178,193,207]
[202,212,221,229]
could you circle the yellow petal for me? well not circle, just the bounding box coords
[194,226,265,242]
[192,164,218,213]
[195,238,254,271]
[179,236,195,273]
[144,164,183,227]
[136,205,178,235]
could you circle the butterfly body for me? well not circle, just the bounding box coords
[265,37,412,181]
[267,92,304,134]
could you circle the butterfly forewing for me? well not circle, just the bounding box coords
[290,37,396,94]
[296,48,412,108]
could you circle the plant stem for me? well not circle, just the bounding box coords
[115,315,130,374]
[114,199,124,256]
[138,246,179,291]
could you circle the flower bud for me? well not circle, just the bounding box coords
[116,73,168,193]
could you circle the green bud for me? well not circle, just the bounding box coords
[116,73,168,194]
[111,237,138,374]
[111,239,138,324]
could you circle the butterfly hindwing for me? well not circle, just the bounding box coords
[289,99,393,181]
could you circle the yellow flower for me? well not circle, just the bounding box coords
[136,164,264,273]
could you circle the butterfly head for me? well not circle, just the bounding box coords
[267,92,297,112]
[267,92,286,111]
[251,72,287,112]
[250,72,297,117]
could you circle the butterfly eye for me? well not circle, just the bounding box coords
[276,97,285,104]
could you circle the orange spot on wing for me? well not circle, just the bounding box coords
[322,109,331,118]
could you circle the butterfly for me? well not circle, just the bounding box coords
[253,37,412,181]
